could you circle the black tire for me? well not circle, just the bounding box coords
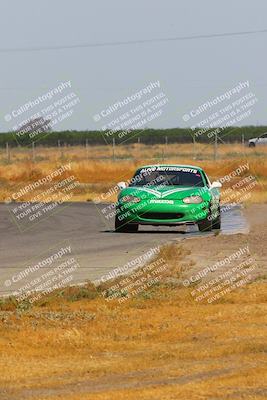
[212,207,221,229]
[249,142,255,148]
[115,216,138,233]
[198,217,212,232]
[198,208,213,232]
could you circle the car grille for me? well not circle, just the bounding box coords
[140,212,184,220]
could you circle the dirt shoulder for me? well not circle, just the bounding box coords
[180,204,267,289]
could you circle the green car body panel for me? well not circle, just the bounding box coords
[115,164,221,228]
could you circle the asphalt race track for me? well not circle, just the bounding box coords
[0,202,248,296]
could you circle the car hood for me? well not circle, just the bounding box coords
[119,185,209,201]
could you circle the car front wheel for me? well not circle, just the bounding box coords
[115,216,138,233]
[198,215,212,232]
[212,208,221,229]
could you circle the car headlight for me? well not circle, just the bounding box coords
[121,195,141,203]
[183,196,203,204]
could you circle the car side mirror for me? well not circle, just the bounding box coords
[118,181,127,190]
[211,181,222,189]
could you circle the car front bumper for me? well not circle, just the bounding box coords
[116,200,210,226]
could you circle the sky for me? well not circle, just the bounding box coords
[0,0,266,132]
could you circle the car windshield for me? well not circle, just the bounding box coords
[129,167,205,187]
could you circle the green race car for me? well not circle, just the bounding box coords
[115,164,222,233]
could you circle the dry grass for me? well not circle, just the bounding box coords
[0,283,266,399]
[0,143,267,203]
[0,243,266,399]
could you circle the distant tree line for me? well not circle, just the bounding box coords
[0,126,266,147]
